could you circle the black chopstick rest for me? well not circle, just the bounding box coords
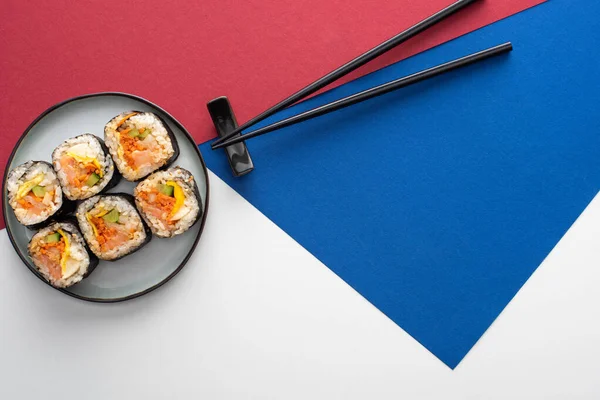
[207,97,254,177]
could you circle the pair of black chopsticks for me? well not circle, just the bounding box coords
[211,0,511,150]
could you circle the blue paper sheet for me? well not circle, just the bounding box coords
[201,0,600,368]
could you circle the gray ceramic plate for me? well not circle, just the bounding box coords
[2,93,210,302]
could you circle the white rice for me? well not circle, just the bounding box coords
[134,167,200,238]
[104,112,176,181]
[6,161,63,226]
[76,195,148,260]
[28,222,91,288]
[52,134,116,200]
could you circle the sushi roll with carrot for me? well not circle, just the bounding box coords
[134,167,202,238]
[6,161,67,228]
[76,194,151,261]
[52,134,120,200]
[28,221,98,288]
[104,111,179,181]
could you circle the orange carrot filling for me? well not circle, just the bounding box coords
[90,217,118,251]
[74,164,99,187]
[119,134,146,168]
[139,189,176,216]
[39,240,65,257]
[17,192,49,209]
[37,239,66,280]
[61,155,101,188]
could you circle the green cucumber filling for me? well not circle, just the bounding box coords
[138,129,151,140]
[85,173,101,187]
[102,209,120,223]
[31,185,46,198]
[158,184,175,197]
[127,128,140,138]
[45,232,61,243]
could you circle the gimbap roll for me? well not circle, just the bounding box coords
[134,167,201,238]
[76,194,151,261]
[104,111,179,181]
[28,221,98,288]
[6,161,65,228]
[52,134,120,200]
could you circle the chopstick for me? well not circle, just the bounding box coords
[211,0,481,149]
[212,42,513,150]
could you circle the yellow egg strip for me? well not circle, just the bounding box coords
[57,229,70,275]
[66,152,104,178]
[16,174,44,199]
[86,213,99,237]
[93,208,110,218]
[166,181,185,220]
[86,208,109,238]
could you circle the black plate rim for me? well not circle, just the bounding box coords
[1,91,211,303]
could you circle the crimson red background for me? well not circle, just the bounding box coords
[0,0,544,228]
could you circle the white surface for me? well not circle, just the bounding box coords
[0,171,599,399]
